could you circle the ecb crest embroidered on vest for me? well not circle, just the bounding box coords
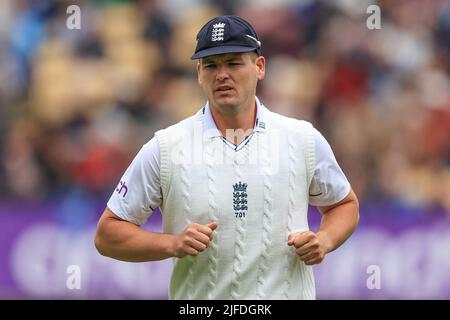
[233,182,248,219]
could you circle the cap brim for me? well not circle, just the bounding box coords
[191,46,257,60]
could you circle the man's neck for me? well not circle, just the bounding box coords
[209,99,257,146]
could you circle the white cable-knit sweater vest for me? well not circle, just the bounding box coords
[155,107,316,300]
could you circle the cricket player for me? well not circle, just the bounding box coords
[95,15,359,299]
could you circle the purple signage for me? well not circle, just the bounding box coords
[1,202,449,299]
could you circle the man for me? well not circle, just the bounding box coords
[95,15,359,300]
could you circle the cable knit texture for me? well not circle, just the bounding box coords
[256,133,274,299]
[230,151,246,300]
[179,137,195,299]
[283,132,297,299]
[205,136,219,299]
[155,104,316,299]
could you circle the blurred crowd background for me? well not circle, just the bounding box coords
[0,0,449,217]
[1,0,450,300]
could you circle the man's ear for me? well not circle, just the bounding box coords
[197,61,202,85]
[256,56,265,81]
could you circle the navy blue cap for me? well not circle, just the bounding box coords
[191,15,262,60]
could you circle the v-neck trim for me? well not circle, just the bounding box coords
[221,132,255,152]
[202,97,268,140]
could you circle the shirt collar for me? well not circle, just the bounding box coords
[203,96,268,138]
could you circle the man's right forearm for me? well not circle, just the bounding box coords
[95,209,176,262]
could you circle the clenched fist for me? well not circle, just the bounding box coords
[287,230,329,265]
[172,222,218,258]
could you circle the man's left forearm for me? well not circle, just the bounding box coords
[317,188,360,254]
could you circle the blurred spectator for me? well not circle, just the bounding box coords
[0,0,449,218]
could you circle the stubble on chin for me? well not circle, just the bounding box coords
[212,100,241,114]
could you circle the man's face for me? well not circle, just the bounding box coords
[197,52,265,112]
